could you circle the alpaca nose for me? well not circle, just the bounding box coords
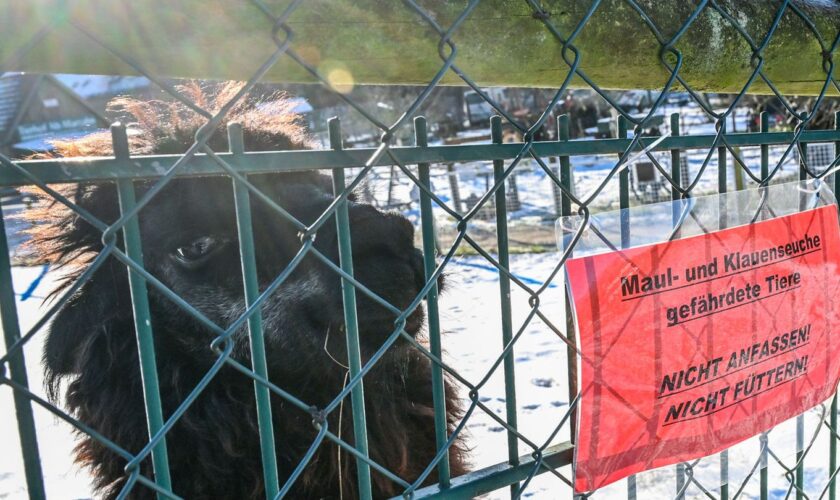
[342,203,439,337]
[410,247,429,292]
[349,206,440,292]
[337,203,441,297]
[347,203,416,259]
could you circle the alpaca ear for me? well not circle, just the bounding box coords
[42,258,131,402]
[39,182,126,394]
[44,270,119,376]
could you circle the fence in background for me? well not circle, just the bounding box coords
[1,1,840,499]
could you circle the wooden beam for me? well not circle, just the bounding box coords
[2,1,839,94]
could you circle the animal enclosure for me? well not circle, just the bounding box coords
[2,1,840,499]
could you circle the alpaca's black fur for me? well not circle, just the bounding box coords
[31,83,466,499]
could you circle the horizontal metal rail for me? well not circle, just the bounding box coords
[3,129,840,186]
[406,443,574,499]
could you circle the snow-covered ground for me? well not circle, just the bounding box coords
[1,253,835,499]
[1,267,96,500]
[2,103,839,498]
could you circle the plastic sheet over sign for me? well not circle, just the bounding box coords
[560,181,840,493]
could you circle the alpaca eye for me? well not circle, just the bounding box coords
[172,236,228,269]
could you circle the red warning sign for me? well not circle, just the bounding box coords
[566,205,840,492]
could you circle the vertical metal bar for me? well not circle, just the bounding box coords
[558,115,580,468]
[551,156,563,219]
[0,205,46,500]
[720,449,729,500]
[834,112,840,200]
[627,474,636,500]
[491,115,520,499]
[716,119,729,500]
[758,119,768,500]
[797,413,804,500]
[830,395,837,500]
[676,463,686,500]
[833,112,840,500]
[328,118,373,500]
[760,112,769,182]
[797,131,808,256]
[800,141,808,182]
[227,123,280,498]
[798,139,809,213]
[760,115,771,500]
[718,120,728,195]
[558,115,572,220]
[733,147,745,191]
[718,120,728,235]
[618,116,630,248]
[111,124,172,498]
[760,433,769,500]
[414,116,451,488]
[615,115,637,499]
[670,113,681,228]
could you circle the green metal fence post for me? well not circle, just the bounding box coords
[415,116,451,489]
[670,117,685,500]
[614,115,641,500]
[111,123,173,498]
[796,130,808,500]
[618,116,630,248]
[721,448,729,500]
[718,120,728,232]
[670,114,681,230]
[491,115,520,499]
[798,136,809,213]
[668,112,687,500]
[557,116,580,492]
[0,207,46,500]
[760,113,769,182]
[328,117,373,500]
[753,110,769,500]
[797,413,804,500]
[833,109,840,500]
[835,112,840,200]
[830,395,837,500]
[716,119,729,500]
[558,115,572,220]
[733,148,745,191]
[760,433,769,500]
[227,123,281,498]
[800,142,808,182]
[557,114,577,441]
[760,112,770,500]
[794,136,808,500]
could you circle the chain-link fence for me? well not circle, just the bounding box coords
[2,0,840,499]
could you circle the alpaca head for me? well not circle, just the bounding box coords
[32,82,435,396]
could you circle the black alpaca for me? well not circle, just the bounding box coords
[31,83,466,499]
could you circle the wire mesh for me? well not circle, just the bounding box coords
[0,1,839,499]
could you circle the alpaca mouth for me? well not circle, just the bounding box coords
[317,247,436,348]
[355,304,426,343]
[411,248,445,294]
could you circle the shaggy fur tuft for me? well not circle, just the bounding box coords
[31,82,467,499]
